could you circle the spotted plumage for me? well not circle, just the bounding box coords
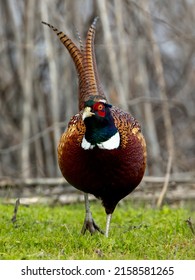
[42,17,146,237]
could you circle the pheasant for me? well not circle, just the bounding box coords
[42,17,146,237]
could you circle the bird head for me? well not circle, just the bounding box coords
[81,97,120,150]
[82,97,112,122]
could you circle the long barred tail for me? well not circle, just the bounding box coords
[81,17,106,102]
[42,21,83,75]
[42,19,107,110]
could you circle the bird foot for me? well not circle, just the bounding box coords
[81,212,104,235]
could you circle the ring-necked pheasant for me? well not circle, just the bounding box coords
[42,17,146,237]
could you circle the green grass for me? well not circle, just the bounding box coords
[0,201,194,260]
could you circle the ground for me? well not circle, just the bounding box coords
[0,201,194,260]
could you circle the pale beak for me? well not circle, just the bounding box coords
[82,107,95,120]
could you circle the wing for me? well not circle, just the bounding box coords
[111,106,146,153]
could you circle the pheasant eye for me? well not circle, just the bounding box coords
[97,104,104,110]
[92,102,106,117]
[93,102,105,111]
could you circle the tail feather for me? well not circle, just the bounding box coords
[42,18,107,111]
[42,21,83,74]
[82,17,106,102]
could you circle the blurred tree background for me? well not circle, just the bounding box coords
[0,0,194,183]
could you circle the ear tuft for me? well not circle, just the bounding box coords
[105,103,112,108]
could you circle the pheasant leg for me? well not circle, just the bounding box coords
[105,213,112,238]
[81,193,104,235]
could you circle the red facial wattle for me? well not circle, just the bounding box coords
[93,102,106,117]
